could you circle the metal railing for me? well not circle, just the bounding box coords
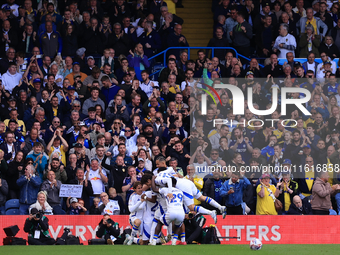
[148,47,259,77]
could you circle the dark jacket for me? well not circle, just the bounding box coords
[96,218,120,238]
[286,199,313,215]
[232,21,253,47]
[0,178,8,206]
[83,27,106,55]
[277,180,299,212]
[69,178,94,209]
[0,142,21,162]
[299,34,321,58]
[39,31,62,58]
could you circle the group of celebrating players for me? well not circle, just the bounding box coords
[121,157,226,246]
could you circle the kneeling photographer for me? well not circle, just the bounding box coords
[96,214,126,244]
[24,208,55,245]
[184,211,206,244]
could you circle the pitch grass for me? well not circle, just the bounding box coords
[1,244,340,255]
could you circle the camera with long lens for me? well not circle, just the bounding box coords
[34,211,44,219]
[106,218,113,225]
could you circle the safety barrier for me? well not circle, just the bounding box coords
[148,47,251,77]
[1,215,339,245]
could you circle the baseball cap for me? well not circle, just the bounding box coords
[3,6,11,11]
[144,123,153,129]
[261,173,271,179]
[87,56,94,61]
[270,84,280,90]
[262,1,270,8]
[303,144,311,149]
[324,60,332,65]
[70,198,78,203]
[76,47,86,57]
[30,208,39,215]
[67,86,76,90]
[294,61,302,67]
[73,62,80,66]
[282,159,291,165]
[33,78,41,83]
[246,71,254,76]
[332,129,338,133]
[8,96,16,102]
[138,158,144,162]
[74,143,82,148]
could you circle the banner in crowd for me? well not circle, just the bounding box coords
[0,215,339,245]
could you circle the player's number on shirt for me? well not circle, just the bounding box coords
[169,193,183,203]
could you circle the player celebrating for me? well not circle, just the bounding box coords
[151,178,186,245]
[154,160,227,223]
[125,181,145,245]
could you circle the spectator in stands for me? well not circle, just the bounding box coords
[319,36,340,60]
[167,24,189,60]
[84,18,105,55]
[224,6,238,45]
[20,24,38,56]
[87,158,108,196]
[0,173,8,214]
[293,0,306,17]
[256,173,280,215]
[82,88,106,116]
[299,24,321,58]
[137,21,161,58]
[40,170,64,214]
[311,171,338,215]
[256,15,275,58]
[207,27,229,61]
[127,44,150,81]
[158,58,185,84]
[302,52,319,74]
[39,21,62,59]
[329,19,340,53]
[220,170,250,215]
[110,22,131,57]
[69,168,93,210]
[298,8,327,38]
[273,24,296,59]
[2,62,22,93]
[17,164,42,215]
[314,2,333,32]
[230,12,252,57]
[287,195,312,215]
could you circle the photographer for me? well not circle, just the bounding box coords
[24,208,55,245]
[96,214,125,244]
[184,212,206,244]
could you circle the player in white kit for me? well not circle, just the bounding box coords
[141,173,170,244]
[125,181,145,245]
[151,178,185,245]
[141,190,157,244]
[154,161,227,223]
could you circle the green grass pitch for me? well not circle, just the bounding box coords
[1,244,340,255]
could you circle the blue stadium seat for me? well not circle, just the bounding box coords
[5,209,20,215]
[5,199,20,211]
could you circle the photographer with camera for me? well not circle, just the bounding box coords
[184,211,206,244]
[96,214,125,244]
[24,208,55,245]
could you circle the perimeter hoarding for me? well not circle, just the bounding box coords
[1,215,339,245]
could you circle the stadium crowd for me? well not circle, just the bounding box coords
[0,0,340,240]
